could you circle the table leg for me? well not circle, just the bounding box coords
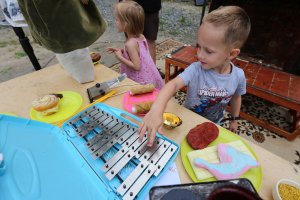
[12,27,41,71]
[239,110,300,141]
[290,110,300,130]
[165,60,171,83]
[226,105,300,141]
[174,65,179,76]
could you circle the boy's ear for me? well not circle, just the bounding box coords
[229,48,240,60]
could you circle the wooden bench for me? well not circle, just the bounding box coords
[165,45,300,140]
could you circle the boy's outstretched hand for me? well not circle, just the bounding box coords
[137,77,184,147]
[138,108,164,147]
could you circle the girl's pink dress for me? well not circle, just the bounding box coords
[120,37,164,89]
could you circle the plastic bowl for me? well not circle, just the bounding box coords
[272,179,300,200]
[163,112,182,129]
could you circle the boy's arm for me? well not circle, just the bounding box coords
[138,76,185,146]
[229,94,242,132]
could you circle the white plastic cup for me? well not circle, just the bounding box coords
[56,48,94,83]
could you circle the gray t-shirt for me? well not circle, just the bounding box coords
[179,62,246,123]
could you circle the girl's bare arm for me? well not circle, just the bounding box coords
[122,39,141,70]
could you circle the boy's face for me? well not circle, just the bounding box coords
[196,22,235,71]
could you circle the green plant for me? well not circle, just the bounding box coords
[179,16,186,24]
[169,29,180,36]
[15,51,26,59]
[0,42,7,48]
[0,67,13,73]
[0,40,19,48]
[159,19,167,31]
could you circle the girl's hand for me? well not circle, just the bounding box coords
[106,47,123,60]
[114,49,123,60]
[229,120,239,133]
[106,47,119,54]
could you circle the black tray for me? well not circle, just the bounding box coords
[149,178,258,200]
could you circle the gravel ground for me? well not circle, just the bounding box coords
[0,0,206,82]
[96,0,203,45]
[159,0,203,44]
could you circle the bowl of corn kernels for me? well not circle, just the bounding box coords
[272,179,300,200]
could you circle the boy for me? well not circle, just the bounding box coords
[138,6,251,146]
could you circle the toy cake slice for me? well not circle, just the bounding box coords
[187,140,258,180]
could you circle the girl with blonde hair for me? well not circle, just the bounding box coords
[106,1,163,89]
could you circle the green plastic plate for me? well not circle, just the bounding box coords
[181,126,262,191]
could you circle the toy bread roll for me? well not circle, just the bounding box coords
[129,84,155,95]
[132,101,153,114]
[32,94,61,116]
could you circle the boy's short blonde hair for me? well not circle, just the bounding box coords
[115,1,144,36]
[203,6,251,48]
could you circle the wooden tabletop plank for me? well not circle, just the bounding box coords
[0,63,299,199]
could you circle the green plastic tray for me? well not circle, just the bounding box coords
[181,126,262,191]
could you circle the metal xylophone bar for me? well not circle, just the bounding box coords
[66,106,178,200]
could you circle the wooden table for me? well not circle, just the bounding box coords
[165,45,300,141]
[0,64,299,199]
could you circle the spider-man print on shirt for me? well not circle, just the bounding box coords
[192,87,232,123]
